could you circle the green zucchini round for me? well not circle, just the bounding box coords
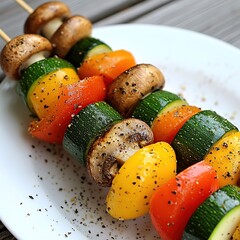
[131,90,187,126]
[172,110,238,172]
[63,101,123,164]
[18,57,75,99]
[65,37,112,67]
[183,185,240,240]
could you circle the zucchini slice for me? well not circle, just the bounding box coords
[132,90,187,126]
[65,37,112,67]
[172,110,238,172]
[18,57,75,99]
[63,101,122,164]
[183,185,240,240]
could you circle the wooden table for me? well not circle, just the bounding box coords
[0,0,240,239]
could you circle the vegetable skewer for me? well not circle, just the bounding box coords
[16,0,136,87]
[0,31,53,80]
[0,2,239,239]
[17,1,93,58]
[0,30,80,119]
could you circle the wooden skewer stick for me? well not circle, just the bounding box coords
[15,0,33,13]
[0,29,11,42]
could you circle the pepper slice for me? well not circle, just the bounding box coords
[27,67,79,118]
[106,142,177,220]
[150,161,219,240]
[78,49,136,86]
[152,105,201,143]
[204,131,240,187]
[29,76,106,144]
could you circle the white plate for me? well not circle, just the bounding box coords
[0,24,240,240]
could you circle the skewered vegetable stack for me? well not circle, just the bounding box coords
[0,1,239,240]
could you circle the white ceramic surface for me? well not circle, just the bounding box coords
[0,24,240,240]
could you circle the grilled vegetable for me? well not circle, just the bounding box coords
[28,76,106,144]
[50,15,92,58]
[204,131,240,187]
[24,2,92,58]
[24,1,71,38]
[150,161,219,240]
[63,101,122,164]
[0,34,52,80]
[183,185,240,240]
[106,142,177,220]
[66,37,112,67]
[107,64,165,117]
[87,118,153,186]
[78,49,136,86]
[172,110,238,172]
[132,90,188,126]
[152,105,201,143]
[19,57,79,118]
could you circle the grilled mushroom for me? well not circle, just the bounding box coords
[50,15,92,58]
[24,1,71,38]
[0,34,52,80]
[107,64,165,117]
[87,118,154,187]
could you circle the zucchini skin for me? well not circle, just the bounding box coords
[65,37,112,67]
[18,57,75,99]
[63,101,123,164]
[132,90,187,126]
[172,110,238,172]
[183,185,240,240]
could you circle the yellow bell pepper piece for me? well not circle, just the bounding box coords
[106,142,177,220]
[204,131,240,187]
[27,68,79,119]
[232,223,240,240]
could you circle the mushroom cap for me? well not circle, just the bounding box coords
[50,15,92,58]
[87,118,154,187]
[24,1,71,34]
[107,64,165,117]
[0,34,52,80]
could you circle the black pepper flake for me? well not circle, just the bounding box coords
[222,142,228,148]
